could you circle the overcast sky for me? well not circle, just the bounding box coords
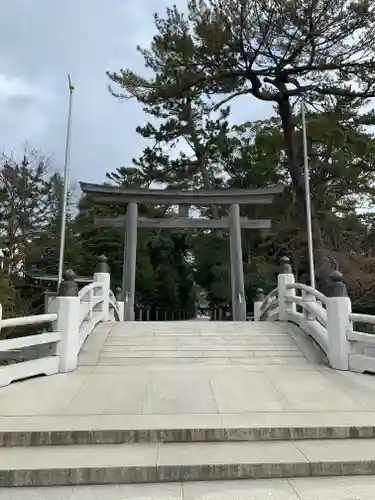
[0,0,274,185]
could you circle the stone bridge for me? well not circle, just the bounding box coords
[1,258,375,498]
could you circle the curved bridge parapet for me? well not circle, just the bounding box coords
[255,257,375,375]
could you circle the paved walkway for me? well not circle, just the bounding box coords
[1,321,375,425]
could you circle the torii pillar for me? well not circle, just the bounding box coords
[229,203,247,321]
[122,202,138,321]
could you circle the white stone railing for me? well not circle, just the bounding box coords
[0,255,123,387]
[257,287,279,322]
[109,288,123,321]
[255,256,375,373]
[347,313,375,373]
[255,260,330,358]
[0,306,60,388]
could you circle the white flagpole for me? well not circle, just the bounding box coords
[57,75,75,287]
[301,100,315,288]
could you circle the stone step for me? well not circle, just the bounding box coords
[3,476,375,500]
[96,357,308,367]
[2,423,375,447]
[2,438,375,487]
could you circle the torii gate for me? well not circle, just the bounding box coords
[80,183,283,321]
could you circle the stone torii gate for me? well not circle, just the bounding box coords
[80,183,283,321]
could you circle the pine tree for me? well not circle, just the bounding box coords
[108,0,375,290]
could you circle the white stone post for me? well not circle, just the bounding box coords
[278,257,296,321]
[52,269,80,373]
[93,255,110,322]
[254,288,264,321]
[326,270,352,371]
[115,287,124,322]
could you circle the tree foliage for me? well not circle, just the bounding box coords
[0,151,72,318]
[108,0,375,289]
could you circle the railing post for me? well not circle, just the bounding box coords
[52,269,80,373]
[115,287,124,322]
[278,257,296,321]
[254,288,264,321]
[93,255,110,322]
[327,270,352,371]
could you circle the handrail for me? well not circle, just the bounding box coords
[0,331,61,351]
[286,283,327,306]
[260,287,278,311]
[109,295,120,321]
[1,313,58,329]
[285,296,327,327]
[260,298,279,319]
[0,257,124,387]
[255,262,375,373]
[79,282,102,300]
[347,330,375,343]
[350,313,375,325]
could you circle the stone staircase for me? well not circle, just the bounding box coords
[2,320,375,495]
[2,419,375,487]
[79,321,323,368]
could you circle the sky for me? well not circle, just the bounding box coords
[0,0,274,186]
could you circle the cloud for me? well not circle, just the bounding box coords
[0,0,272,186]
[0,74,34,102]
[0,73,56,150]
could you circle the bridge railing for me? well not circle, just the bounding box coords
[255,256,375,374]
[347,313,375,373]
[0,307,59,388]
[0,255,123,387]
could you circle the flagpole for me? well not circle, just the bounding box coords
[301,100,315,289]
[57,75,75,287]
